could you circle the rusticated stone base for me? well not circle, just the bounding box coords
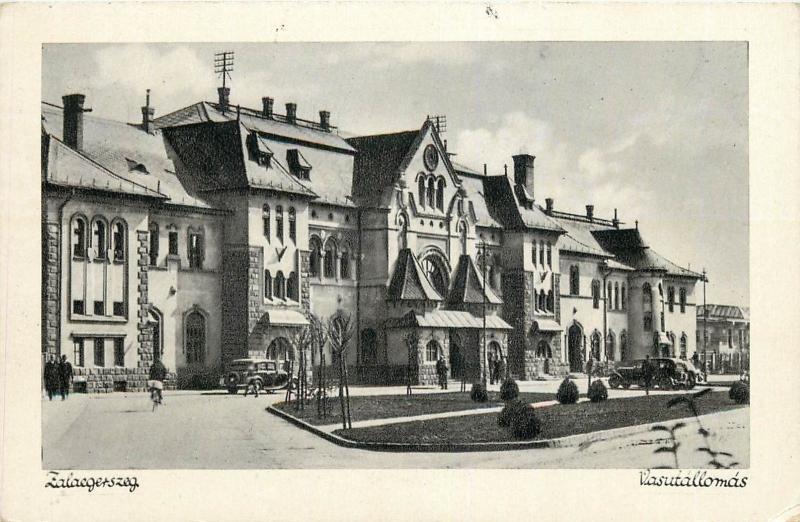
[71,367,176,393]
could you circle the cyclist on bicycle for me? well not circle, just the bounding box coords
[148,359,168,404]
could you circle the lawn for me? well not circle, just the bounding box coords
[274,391,558,426]
[333,390,748,444]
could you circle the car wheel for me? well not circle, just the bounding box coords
[608,375,622,389]
[227,387,238,394]
[253,380,263,393]
[622,382,631,389]
[687,375,696,389]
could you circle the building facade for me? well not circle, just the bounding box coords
[696,304,750,374]
[41,87,704,391]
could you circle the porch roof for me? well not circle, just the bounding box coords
[265,309,309,326]
[532,319,563,332]
[385,309,512,330]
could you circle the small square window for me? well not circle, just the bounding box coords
[114,338,125,366]
[94,338,105,367]
[93,301,105,316]
[72,300,85,315]
[168,231,178,256]
[73,338,85,367]
[113,301,125,316]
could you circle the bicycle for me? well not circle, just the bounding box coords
[147,380,163,412]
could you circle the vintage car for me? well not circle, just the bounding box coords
[608,357,698,390]
[220,358,292,394]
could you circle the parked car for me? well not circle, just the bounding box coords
[608,357,698,390]
[220,358,292,394]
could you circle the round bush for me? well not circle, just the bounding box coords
[588,379,608,402]
[729,381,749,404]
[498,399,526,427]
[556,378,579,404]
[470,382,488,402]
[500,379,520,401]
[511,404,542,440]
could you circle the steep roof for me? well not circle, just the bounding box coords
[592,227,702,278]
[482,175,564,233]
[446,254,502,305]
[42,102,215,208]
[457,172,503,229]
[346,129,421,207]
[385,309,512,330]
[550,216,616,258]
[386,248,443,302]
[697,305,749,321]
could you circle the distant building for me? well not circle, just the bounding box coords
[41,87,704,392]
[697,304,749,373]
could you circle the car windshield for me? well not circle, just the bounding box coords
[266,362,277,371]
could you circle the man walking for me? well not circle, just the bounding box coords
[436,356,448,390]
[243,365,259,397]
[58,355,73,400]
[642,355,654,396]
[44,355,59,401]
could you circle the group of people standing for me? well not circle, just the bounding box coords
[43,354,73,401]
[488,352,507,385]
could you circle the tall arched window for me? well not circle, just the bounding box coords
[418,176,426,208]
[621,284,627,310]
[539,243,545,265]
[426,340,440,362]
[93,219,108,260]
[111,220,126,263]
[340,244,351,279]
[436,178,445,210]
[546,290,554,312]
[620,331,627,361]
[680,333,687,359]
[607,281,613,311]
[267,337,293,361]
[264,270,272,299]
[275,205,284,242]
[72,216,87,258]
[668,286,675,312]
[149,308,163,362]
[426,177,435,208]
[642,283,653,330]
[148,222,159,266]
[458,221,467,255]
[323,239,337,278]
[614,282,620,310]
[398,214,408,251]
[309,236,322,277]
[539,289,546,311]
[679,288,687,313]
[288,207,296,242]
[592,280,601,309]
[606,331,616,360]
[590,332,601,360]
[546,244,552,267]
[287,271,298,300]
[532,241,538,266]
[274,271,286,299]
[188,229,204,269]
[262,204,270,239]
[422,254,448,297]
[185,310,206,364]
[569,265,580,295]
[536,340,552,358]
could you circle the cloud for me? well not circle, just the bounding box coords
[325,43,477,69]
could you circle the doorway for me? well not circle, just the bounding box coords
[568,324,583,373]
[449,331,463,379]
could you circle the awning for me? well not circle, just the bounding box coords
[385,309,512,330]
[532,319,563,332]
[265,309,308,326]
[655,331,673,345]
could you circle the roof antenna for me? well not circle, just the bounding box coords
[483,164,487,176]
[504,164,508,176]
[635,220,639,229]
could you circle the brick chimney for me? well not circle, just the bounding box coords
[217,86,230,111]
[612,208,619,228]
[319,110,330,131]
[286,103,297,124]
[62,94,90,151]
[262,97,274,119]
[512,154,536,199]
[141,89,155,134]
[545,198,554,214]
[586,204,594,222]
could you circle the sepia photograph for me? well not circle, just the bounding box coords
[40,41,750,470]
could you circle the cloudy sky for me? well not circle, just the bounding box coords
[43,42,749,306]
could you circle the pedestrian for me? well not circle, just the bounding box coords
[488,352,496,385]
[495,356,504,383]
[436,357,448,390]
[58,354,73,400]
[243,365,259,397]
[642,355,654,396]
[148,358,168,404]
[44,354,59,401]
[500,355,508,382]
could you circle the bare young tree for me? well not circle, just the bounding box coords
[289,325,313,411]
[404,330,420,396]
[328,313,355,429]
[308,314,330,418]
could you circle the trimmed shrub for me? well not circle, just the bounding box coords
[511,404,542,440]
[500,379,520,401]
[470,382,488,402]
[556,378,579,404]
[729,381,749,404]
[588,379,608,402]
[498,399,526,427]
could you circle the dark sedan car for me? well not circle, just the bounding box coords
[608,357,698,390]
[220,358,292,394]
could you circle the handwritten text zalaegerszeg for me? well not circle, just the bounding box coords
[45,471,139,493]
[640,469,748,488]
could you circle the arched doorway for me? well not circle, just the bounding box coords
[185,309,206,365]
[267,337,293,363]
[149,308,163,362]
[449,331,463,379]
[537,340,552,374]
[568,324,583,373]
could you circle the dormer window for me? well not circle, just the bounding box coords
[247,132,273,167]
[287,149,311,180]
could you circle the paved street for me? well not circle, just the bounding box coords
[42,379,748,470]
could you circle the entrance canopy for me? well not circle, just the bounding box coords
[385,309,512,330]
[654,331,672,346]
[264,309,308,326]
[532,319,562,332]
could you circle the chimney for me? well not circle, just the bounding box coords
[512,154,536,199]
[286,103,297,124]
[612,208,619,228]
[217,86,230,111]
[141,89,155,134]
[62,94,90,151]
[319,110,330,131]
[262,97,274,119]
[545,198,554,214]
[586,204,594,222]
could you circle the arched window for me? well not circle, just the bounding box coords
[642,283,653,330]
[668,286,675,312]
[620,331,627,361]
[536,340,552,358]
[606,331,616,360]
[458,221,467,255]
[546,244,552,267]
[679,288,687,313]
[539,242,545,266]
[147,222,159,266]
[340,244,350,279]
[569,265,580,295]
[267,337,293,361]
[361,329,377,365]
[592,280,601,309]
[288,207,296,242]
[149,308,163,362]
[426,177,435,208]
[418,176,426,208]
[287,272,298,300]
[185,310,206,364]
[187,229,204,269]
[275,205,284,242]
[92,219,108,260]
[274,271,286,299]
[457,198,464,216]
[546,290,554,312]
[264,270,272,299]
[422,254,448,297]
[436,178,445,210]
[426,340,440,362]
[680,333,688,359]
[539,289,546,311]
[621,284,627,310]
[532,241,538,266]
[607,281,613,311]
[72,216,87,258]
[323,239,337,278]
[614,282,620,310]
[590,332,601,360]
[112,220,126,262]
[262,204,270,239]
[309,236,322,277]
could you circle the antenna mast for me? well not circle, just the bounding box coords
[214,51,235,89]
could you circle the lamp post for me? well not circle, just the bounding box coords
[702,268,707,375]
[479,241,488,386]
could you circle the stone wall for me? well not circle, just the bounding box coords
[72,367,176,393]
[136,230,154,368]
[42,220,60,358]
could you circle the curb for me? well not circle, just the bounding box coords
[267,405,744,453]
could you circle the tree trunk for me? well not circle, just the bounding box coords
[337,354,347,430]
[343,360,352,429]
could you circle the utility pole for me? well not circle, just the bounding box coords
[702,268,707,374]
[480,241,488,386]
